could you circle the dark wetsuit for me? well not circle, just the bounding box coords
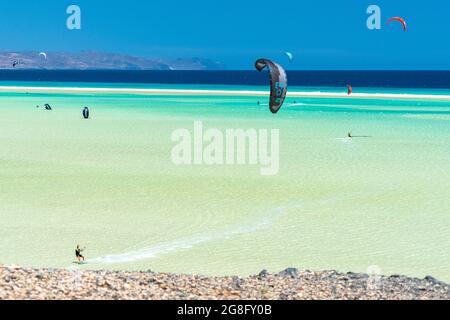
[75,248,84,260]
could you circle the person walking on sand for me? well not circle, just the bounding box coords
[75,245,85,262]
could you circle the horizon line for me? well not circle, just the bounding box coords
[2,69,450,72]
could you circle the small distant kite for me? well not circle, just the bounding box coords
[83,107,90,119]
[387,17,407,32]
[39,52,48,59]
[255,58,288,114]
[347,85,353,95]
[12,61,19,68]
[285,52,294,63]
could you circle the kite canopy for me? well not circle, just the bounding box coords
[347,85,353,95]
[83,107,90,119]
[285,52,294,63]
[255,58,288,114]
[387,17,407,32]
[39,52,47,59]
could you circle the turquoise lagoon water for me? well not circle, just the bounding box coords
[0,84,449,281]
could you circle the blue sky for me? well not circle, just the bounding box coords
[0,0,448,69]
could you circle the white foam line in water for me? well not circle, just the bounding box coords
[288,103,307,106]
[402,114,450,121]
[2,86,450,101]
[89,204,299,265]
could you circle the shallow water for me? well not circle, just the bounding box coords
[0,85,449,281]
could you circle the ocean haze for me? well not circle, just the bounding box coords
[0,51,226,70]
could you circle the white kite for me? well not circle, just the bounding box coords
[285,52,294,63]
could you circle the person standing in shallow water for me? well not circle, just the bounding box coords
[75,245,85,262]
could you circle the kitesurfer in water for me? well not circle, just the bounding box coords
[75,245,85,262]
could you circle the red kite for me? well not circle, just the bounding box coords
[387,17,407,32]
[347,85,353,95]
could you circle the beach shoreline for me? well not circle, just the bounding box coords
[1,265,449,300]
[2,85,450,100]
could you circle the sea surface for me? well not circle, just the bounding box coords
[0,72,449,281]
[2,70,450,89]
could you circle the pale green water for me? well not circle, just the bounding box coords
[1,86,449,281]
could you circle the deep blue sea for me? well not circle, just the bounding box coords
[1,70,450,89]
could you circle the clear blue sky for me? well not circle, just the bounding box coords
[0,0,448,69]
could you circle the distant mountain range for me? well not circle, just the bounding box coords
[0,52,226,70]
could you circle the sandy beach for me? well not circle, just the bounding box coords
[1,265,449,300]
[2,85,450,100]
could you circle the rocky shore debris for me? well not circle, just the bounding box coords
[1,265,449,300]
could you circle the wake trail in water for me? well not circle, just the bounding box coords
[89,204,301,265]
